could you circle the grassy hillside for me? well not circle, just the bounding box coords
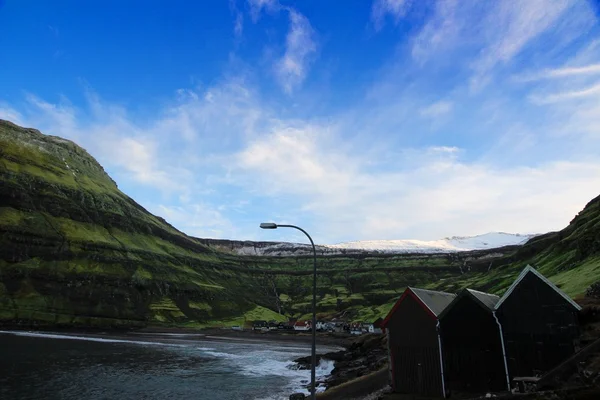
[425,194,600,300]
[0,119,598,328]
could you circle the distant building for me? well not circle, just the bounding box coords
[368,317,384,334]
[252,320,268,331]
[381,287,456,397]
[349,322,363,335]
[315,321,327,331]
[294,321,312,331]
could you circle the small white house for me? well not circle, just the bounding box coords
[368,318,384,334]
[350,322,363,335]
[315,321,327,331]
[294,321,311,331]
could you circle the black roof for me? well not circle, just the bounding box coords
[467,289,500,310]
[438,288,499,319]
[495,265,582,311]
[410,288,457,317]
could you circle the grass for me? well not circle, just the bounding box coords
[546,256,600,297]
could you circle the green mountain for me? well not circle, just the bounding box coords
[1,119,598,329]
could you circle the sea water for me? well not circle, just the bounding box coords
[0,330,336,400]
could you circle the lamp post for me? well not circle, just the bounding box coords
[260,222,318,400]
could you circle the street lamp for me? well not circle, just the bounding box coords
[260,222,318,400]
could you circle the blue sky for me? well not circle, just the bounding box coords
[1,0,600,244]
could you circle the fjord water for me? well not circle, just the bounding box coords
[0,331,335,400]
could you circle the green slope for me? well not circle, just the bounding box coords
[0,119,598,328]
[0,119,257,327]
[423,196,600,301]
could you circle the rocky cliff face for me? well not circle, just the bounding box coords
[1,119,597,329]
[0,119,256,328]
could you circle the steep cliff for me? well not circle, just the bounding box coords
[0,119,259,327]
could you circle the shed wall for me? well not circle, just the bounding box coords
[440,296,506,393]
[498,273,580,377]
[387,294,443,397]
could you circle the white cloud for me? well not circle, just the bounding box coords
[233,121,600,241]
[519,63,600,81]
[274,9,317,94]
[246,0,317,93]
[371,0,412,31]
[152,204,237,239]
[6,5,600,246]
[530,82,600,104]
[6,79,600,243]
[470,0,577,90]
[0,104,25,126]
[232,3,244,37]
[407,0,593,91]
[420,101,453,117]
[248,0,279,22]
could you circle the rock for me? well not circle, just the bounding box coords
[289,393,306,400]
[586,282,600,298]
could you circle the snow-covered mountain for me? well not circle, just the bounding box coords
[327,232,536,253]
[204,232,537,256]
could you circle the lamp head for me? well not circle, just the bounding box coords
[260,222,278,229]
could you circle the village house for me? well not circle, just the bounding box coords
[438,288,505,394]
[349,322,363,335]
[330,321,347,333]
[252,320,268,331]
[293,321,312,331]
[381,287,456,397]
[367,317,384,334]
[315,321,327,331]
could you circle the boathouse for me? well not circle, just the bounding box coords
[495,265,582,380]
[381,287,456,397]
[438,288,506,394]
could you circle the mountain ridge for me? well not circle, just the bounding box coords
[201,232,536,256]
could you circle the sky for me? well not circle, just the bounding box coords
[1,0,600,245]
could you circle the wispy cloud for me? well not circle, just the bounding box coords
[530,82,600,104]
[245,0,318,94]
[151,203,237,239]
[420,101,453,118]
[469,0,577,90]
[47,25,59,37]
[0,104,24,126]
[4,1,600,243]
[275,9,317,94]
[230,0,244,37]
[233,121,600,241]
[248,0,279,22]
[371,0,412,31]
[406,0,589,90]
[517,63,600,81]
[6,74,600,243]
[411,0,461,61]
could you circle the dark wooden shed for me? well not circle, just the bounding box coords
[438,288,507,394]
[496,265,582,379]
[382,287,456,397]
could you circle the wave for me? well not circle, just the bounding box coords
[0,330,186,347]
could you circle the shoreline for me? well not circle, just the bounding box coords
[0,326,350,350]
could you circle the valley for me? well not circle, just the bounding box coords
[1,119,599,330]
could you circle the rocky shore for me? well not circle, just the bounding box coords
[293,333,389,395]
